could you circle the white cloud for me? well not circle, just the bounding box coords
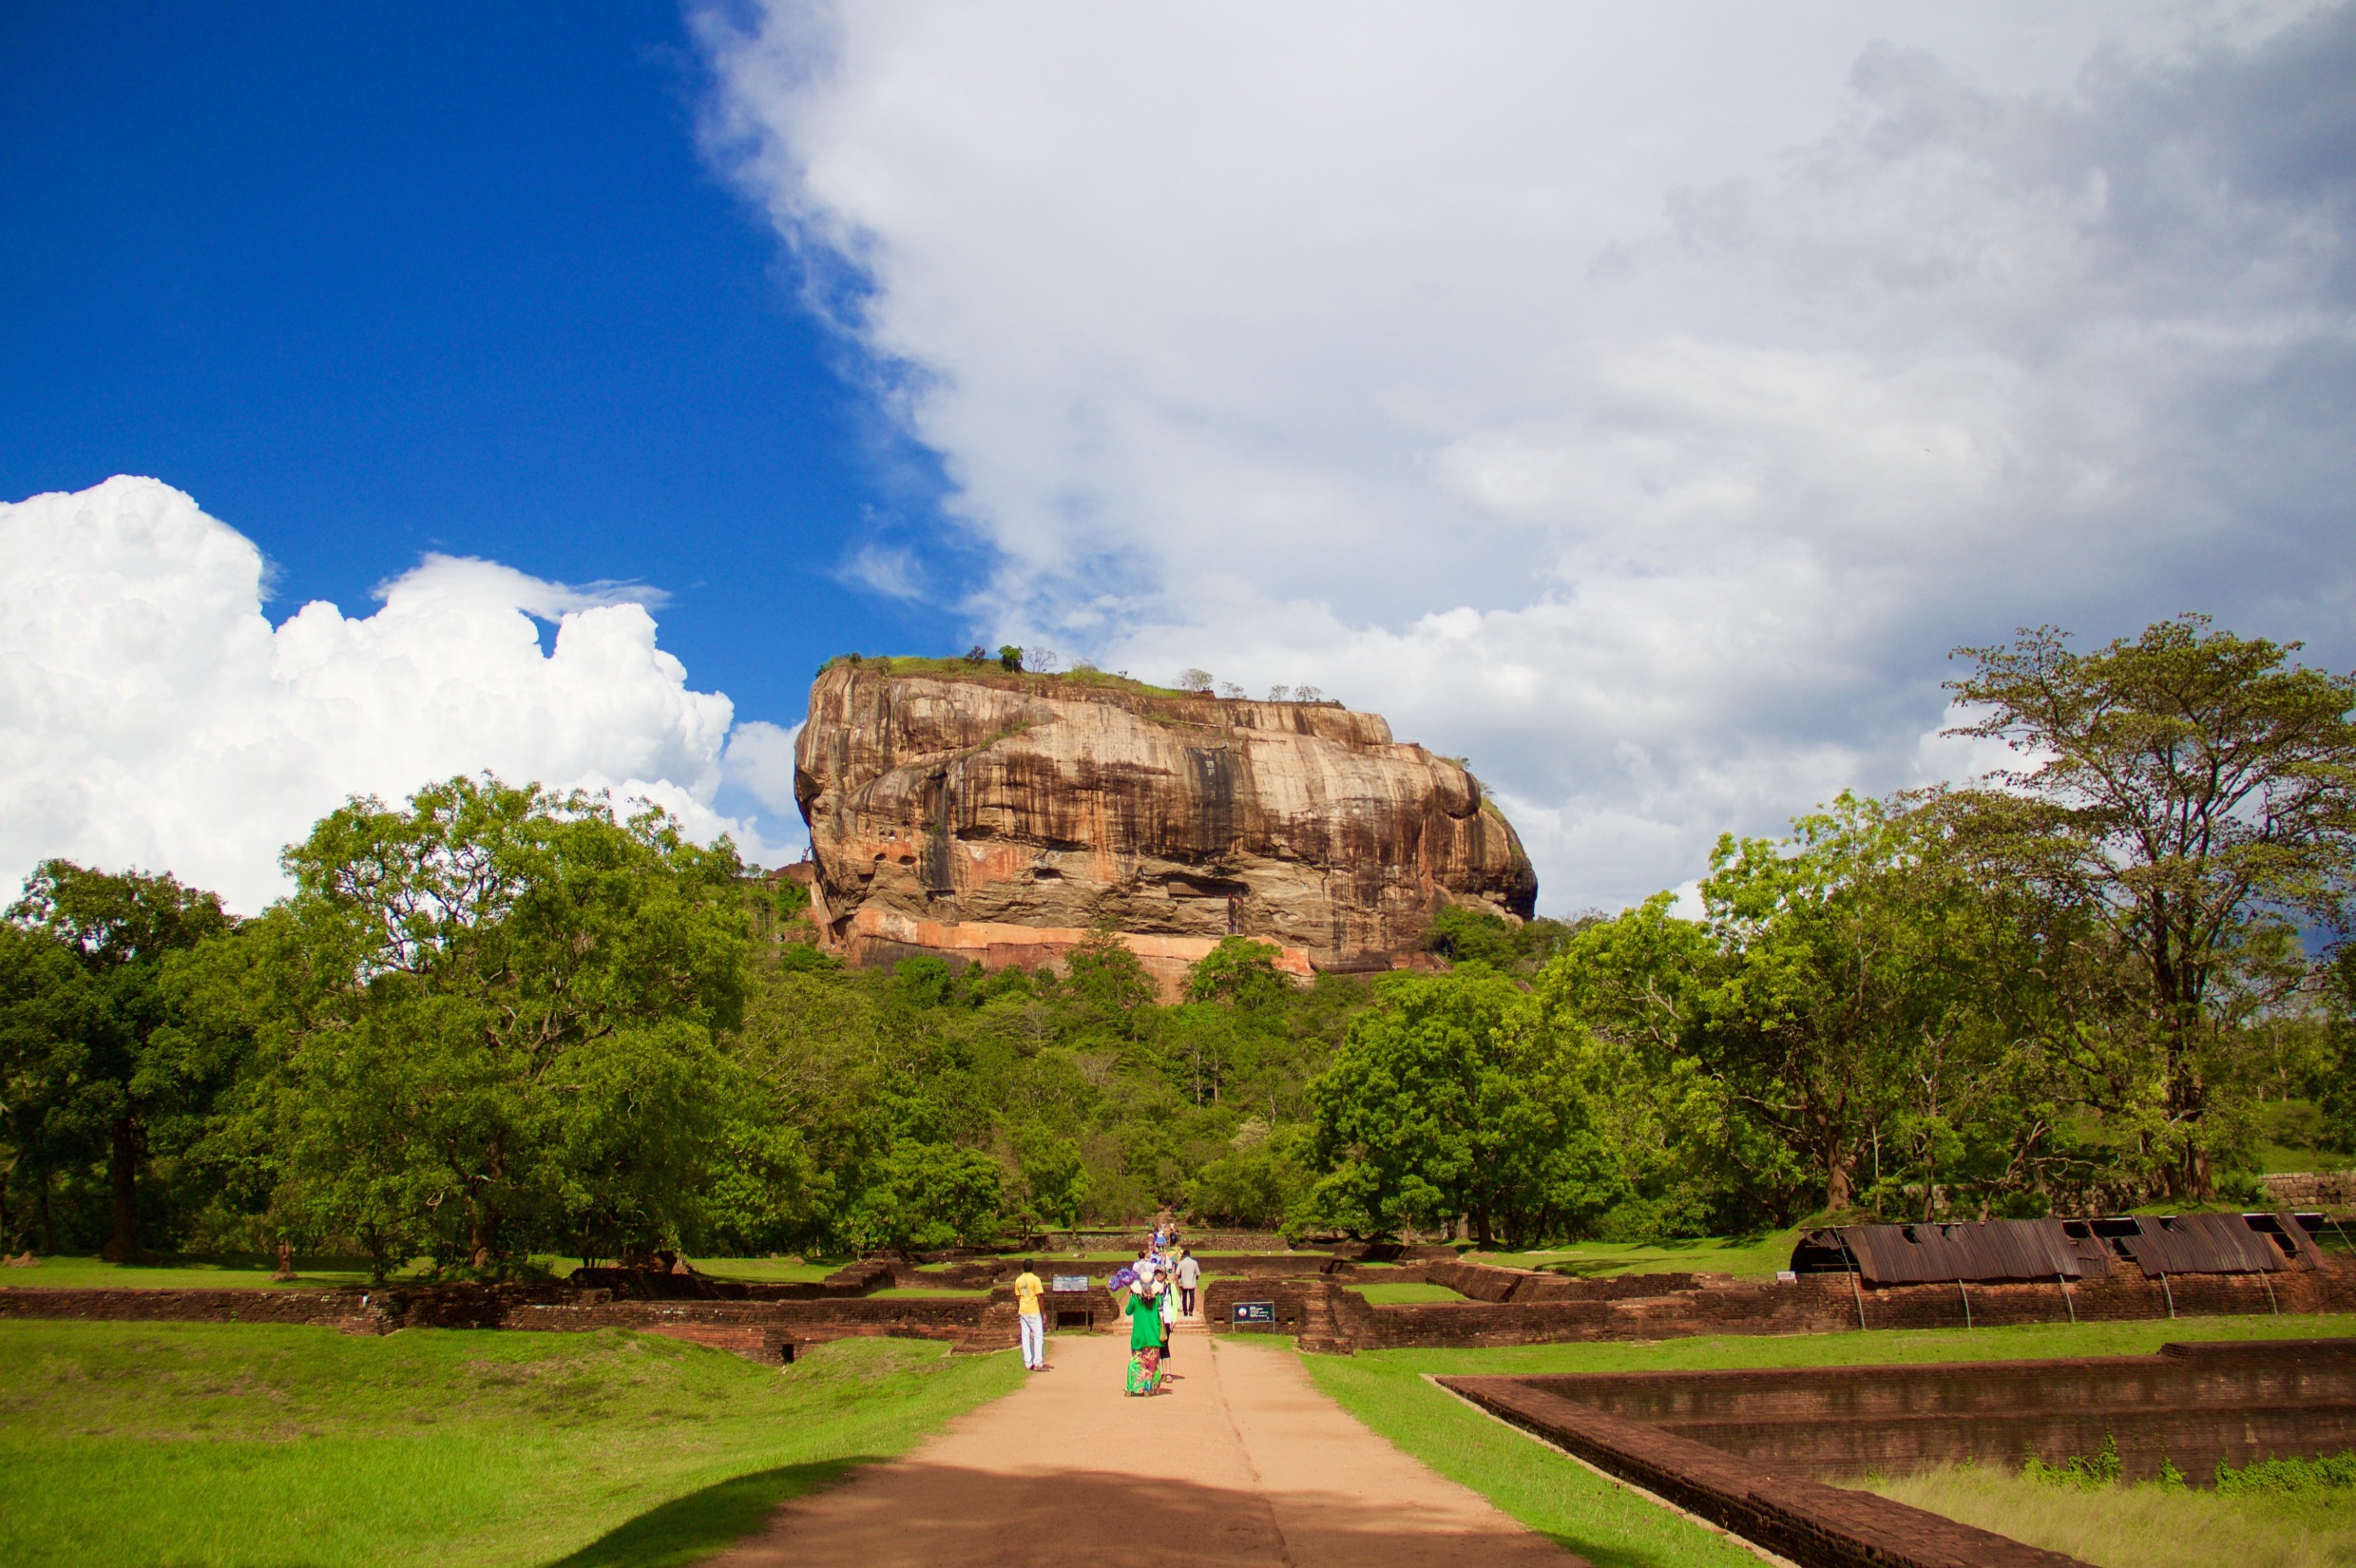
[699,0,2356,912]
[0,476,792,912]
[722,719,804,816]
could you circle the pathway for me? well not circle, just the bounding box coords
[714,1326,1585,1567]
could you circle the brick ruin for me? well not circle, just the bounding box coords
[1440,1338,2356,1568]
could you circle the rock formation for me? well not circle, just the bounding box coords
[794,660,1535,987]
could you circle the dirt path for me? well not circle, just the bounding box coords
[713,1329,1584,1568]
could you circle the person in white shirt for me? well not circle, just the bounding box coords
[1174,1249,1201,1317]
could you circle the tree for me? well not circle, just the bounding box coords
[1184,937,1287,1007]
[1299,971,1621,1246]
[998,644,1025,673]
[851,1142,1005,1250]
[1176,668,1212,692]
[1014,1124,1088,1234]
[1062,927,1157,1023]
[0,924,98,1252]
[8,863,231,1259]
[212,775,748,1274]
[1423,906,1524,968]
[1947,617,2356,1198]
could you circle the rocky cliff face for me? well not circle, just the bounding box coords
[794,661,1535,979]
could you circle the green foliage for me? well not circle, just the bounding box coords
[2023,1433,2124,1488]
[1299,971,1623,1246]
[197,776,750,1275]
[1947,616,2356,1200]
[1185,936,1288,1005]
[3,863,232,1258]
[997,643,1024,672]
[2214,1449,2356,1495]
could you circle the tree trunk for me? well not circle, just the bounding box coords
[1470,1203,1495,1250]
[469,1139,504,1269]
[98,1117,142,1262]
[37,1172,55,1254]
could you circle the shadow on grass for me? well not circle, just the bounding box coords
[544,1457,880,1568]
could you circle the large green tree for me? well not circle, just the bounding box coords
[1299,971,1620,1247]
[6,863,231,1259]
[1948,616,2356,1197]
[207,776,748,1274]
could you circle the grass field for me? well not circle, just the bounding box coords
[1350,1280,1469,1304]
[1479,1230,1803,1280]
[1863,1463,2356,1568]
[1302,1314,2356,1568]
[0,1321,1023,1568]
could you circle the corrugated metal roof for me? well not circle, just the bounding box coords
[1796,1213,2315,1283]
[1819,1219,2085,1285]
[2112,1214,2287,1277]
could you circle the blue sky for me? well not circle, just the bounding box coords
[6,2,2352,913]
[1,2,957,732]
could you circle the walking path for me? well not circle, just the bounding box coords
[714,1327,1585,1568]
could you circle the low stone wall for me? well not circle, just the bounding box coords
[0,1287,382,1331]
[0,1275,1016,1353]
[1442,1374,2092,1568]
[1504,1338,2356,1482]
[1203,1257,2356,1351]
[1203,1277,1312,1334]
[2263,1173,2356,1209]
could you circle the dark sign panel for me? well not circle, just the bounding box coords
[1234,1300,1276,1324]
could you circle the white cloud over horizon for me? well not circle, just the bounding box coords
[0,476,802,914]
[699,0,2356,913]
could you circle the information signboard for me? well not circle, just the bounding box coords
[1051,1275,1091,1292]
[1233,1300,1276,1324]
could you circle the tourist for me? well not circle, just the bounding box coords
[1013,1259,1047,1372]
[1158,1260,1178,1369]
[1132,1245,1159,1297]
[1125,1277,1165,1395]
[1175,1248,1200,1317]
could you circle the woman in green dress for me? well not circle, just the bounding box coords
[1124,1279,1165,1395]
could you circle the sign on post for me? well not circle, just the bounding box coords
[1234,1300,1276,1324]
[1051,1274,1091,1292]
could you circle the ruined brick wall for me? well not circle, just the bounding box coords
[0,1286,380,1330]
[1502,1338,2356,1483]
[1444,1376,2092,1568]
[1204,1277,1311,1333]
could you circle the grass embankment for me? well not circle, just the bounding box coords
[0,1322,1022,1568]
[2,1253,848,1291]
[1863,1465,2356,1568]
[1303,1314,2356,1568]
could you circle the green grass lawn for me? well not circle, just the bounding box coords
[1479,1229,1803,1281]
[1349,1281,1469,1304]
[1300,1314,2356,1568]
[1863,1464,2356,1568]
[686,1256,844,1285]
[0,1321,1023,1568]
[1,1253,410,1290]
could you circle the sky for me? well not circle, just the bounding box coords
[5,2,2353,915]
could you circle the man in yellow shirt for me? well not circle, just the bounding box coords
[1013,1262,1048,1371]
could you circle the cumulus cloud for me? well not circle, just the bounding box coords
[699,0,2356,911]
[0,476,794,912]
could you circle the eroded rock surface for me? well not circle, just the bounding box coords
[794,662,1535,975]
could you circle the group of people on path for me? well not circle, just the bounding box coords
[1009,1216,1202,1395]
